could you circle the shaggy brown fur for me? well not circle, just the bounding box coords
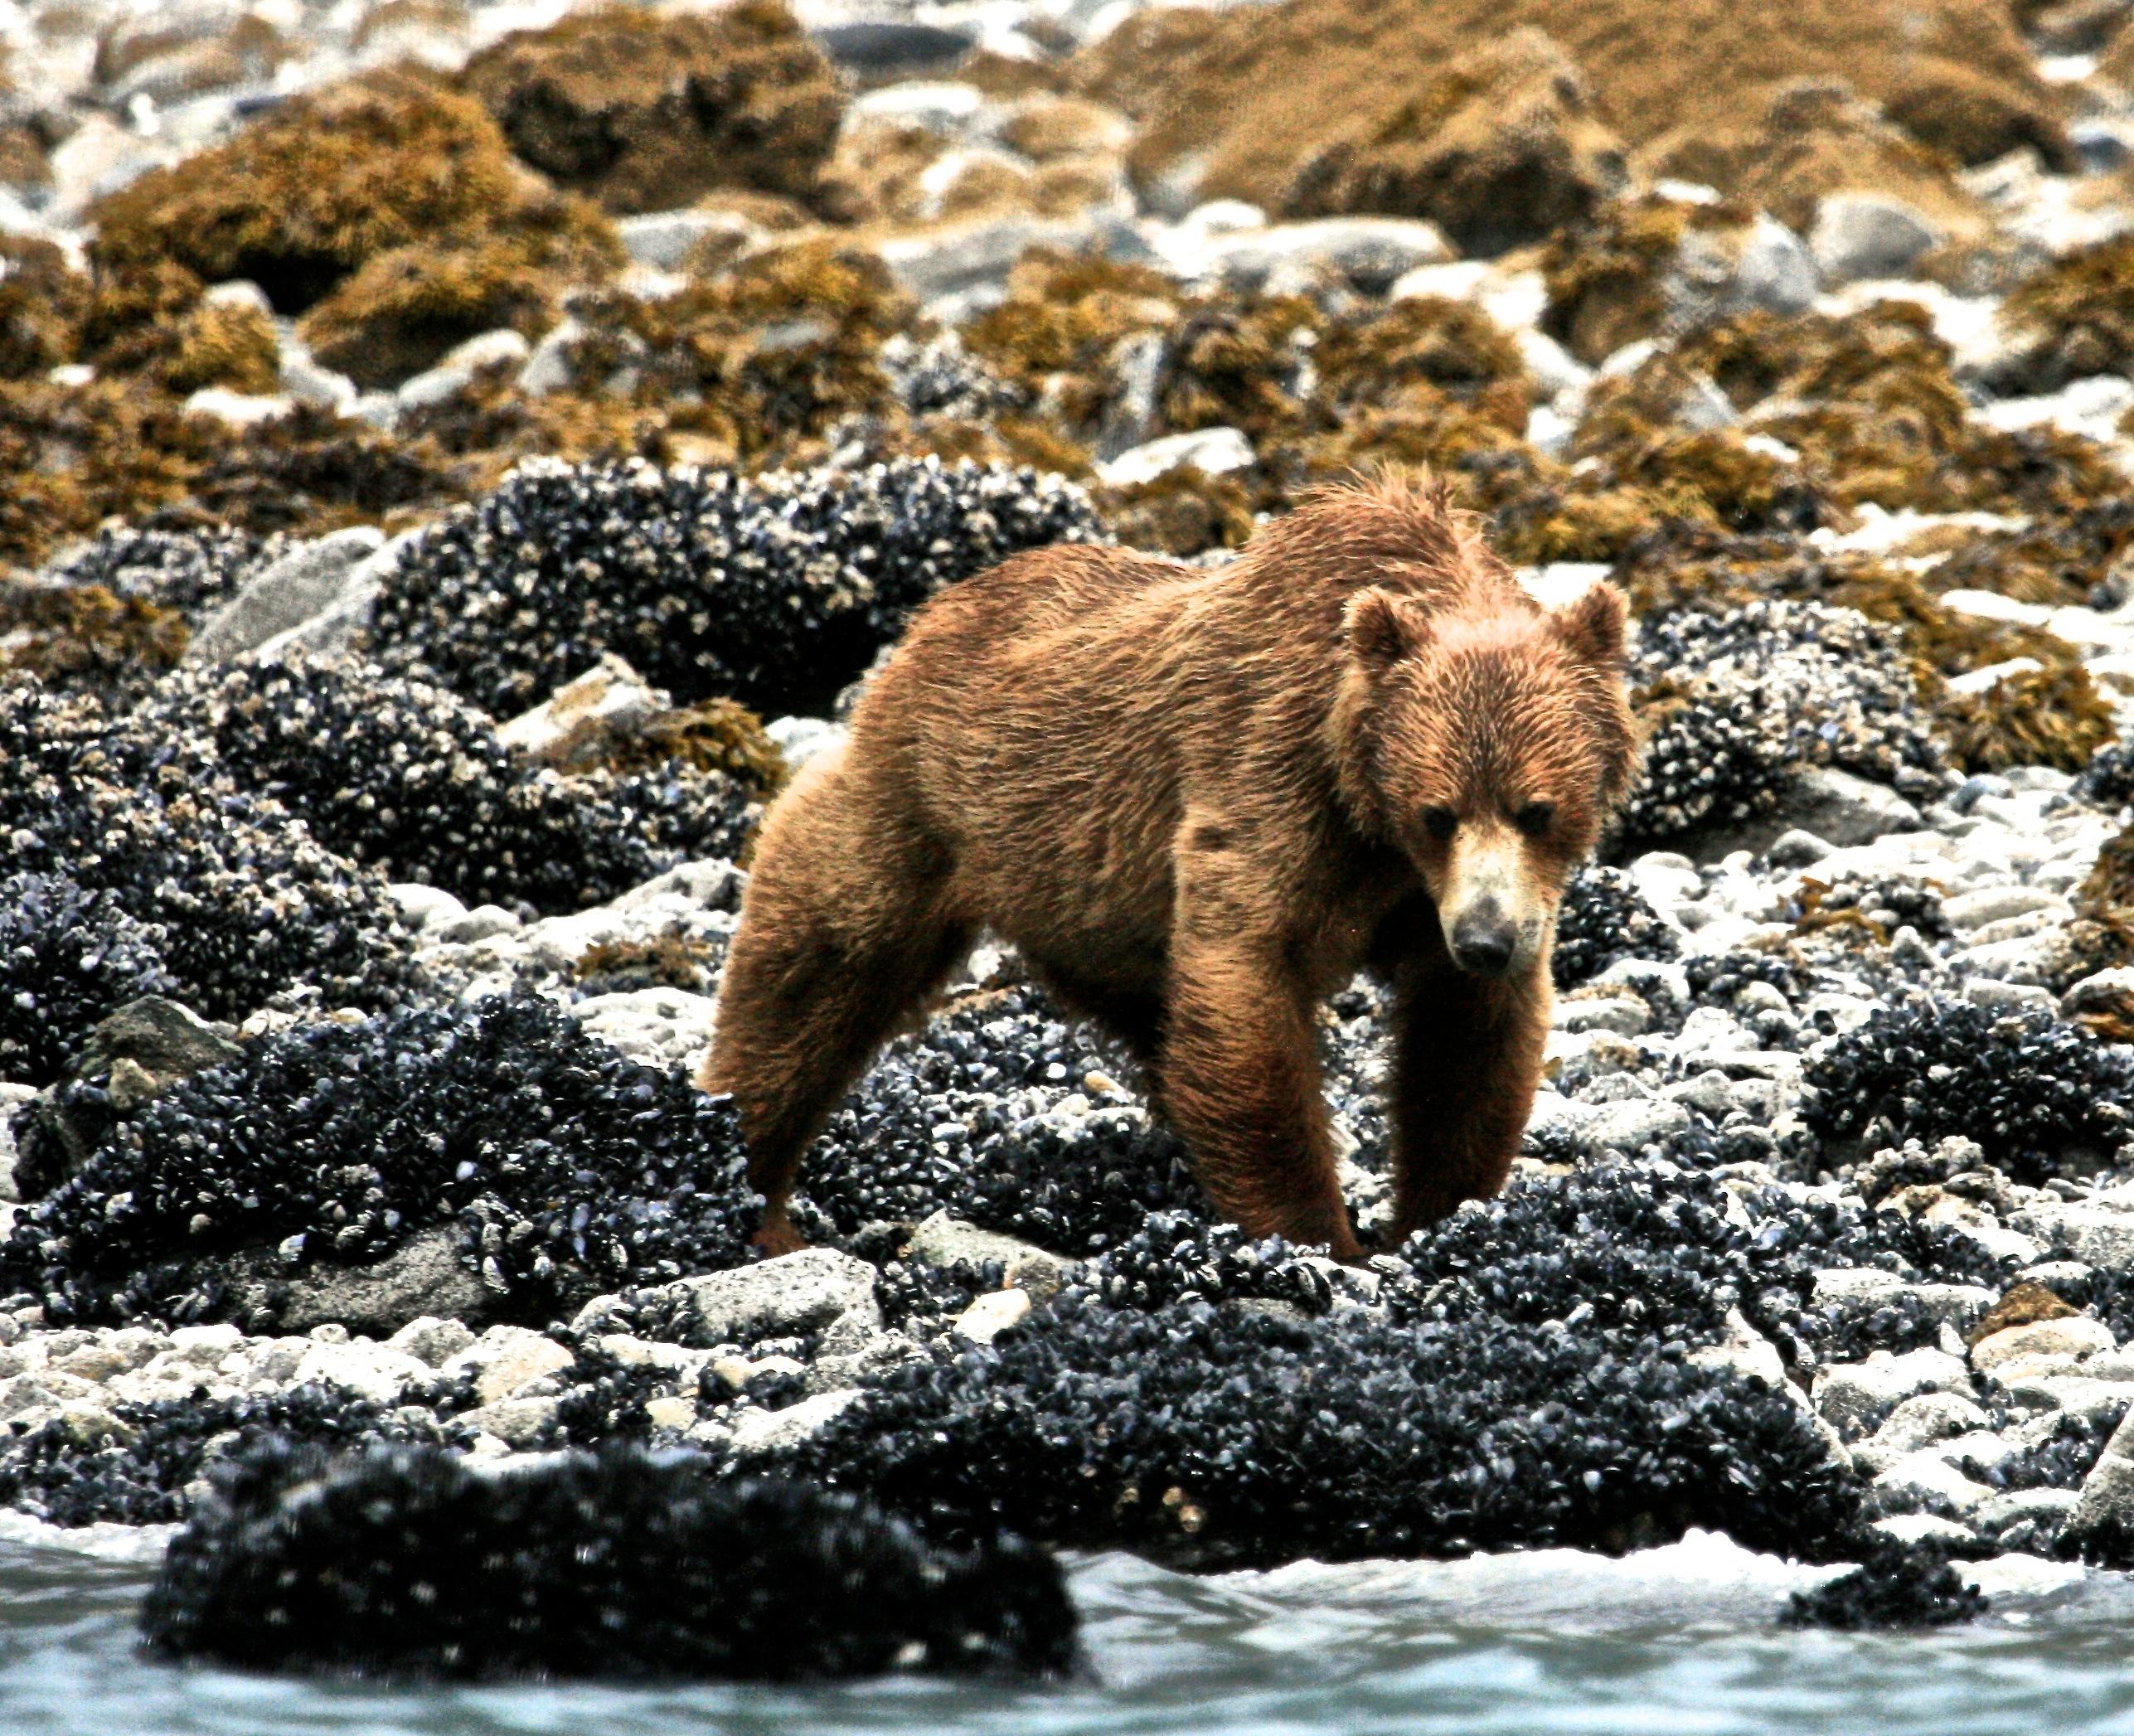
[701,477,1636,1259]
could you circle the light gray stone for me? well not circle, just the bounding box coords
[1972,1314,2117,1374]
[1096,426,1254,487]
[905,1213,1071,1300]
[458,1395,560,1447]
[725,1388,864,1459]
[1574,1097,1692,1159]
[666,1249,880,1346]
[386,1314,478,1367]
[1813,1347,1972,1438]
[1810,193,1945,284]
[251,531,413,662]
[617,210,762,271]
[2067,1404,2134,1547]
[1191,217,1452,294]
[1874,1447,1996,1514]
[277,1229,488,1336]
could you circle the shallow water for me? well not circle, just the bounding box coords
[10,1524,2134,1736]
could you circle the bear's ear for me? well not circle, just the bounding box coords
[1552,581,1628,667]
[1343,588,1432,675]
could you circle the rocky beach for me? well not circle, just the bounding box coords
[11,0,2134,1717]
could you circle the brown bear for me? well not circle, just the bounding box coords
[700,476,1637,1261]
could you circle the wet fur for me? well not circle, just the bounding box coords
[701,477,1635,1259]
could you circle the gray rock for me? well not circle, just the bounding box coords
[1554,996,1651,1037]
[2066,1404,2134,1549]
[1679,768,1922,860]
[395,328,531,411]
[1944,885,2069,931]
[187,527,384,662]
[1096,426,1255,487]
[2011,1202,2134,1274]
[1981,1485,2083,1533]
[1765,828,1835,867]
[275,1229,490,1336]
[904,1212,1071,1300]
[17,997,241,1191]
[616,210,760,271]
[1809,193,1945,285]
[1972,1314,2117,1373]
[1723,215,1820,315]
[2063,967,2134,1021]
[1874,1447,1997,1515]
[251,531,414,662]
[1852,1390,1991,1475]
[1574,1096,1691,1159]
[434,904,522,945]
[386,1314,478,1367]
[725,1387,865,1458]
[1995,1375,2134,1426]
[665,1249,881,1347]
[1190,217,1452,295]
[876,214,1147,303]
[0,1083,33,1203]
[1813,1347,1972,1438]
[458,1395,560,1448]
[385,884,468,932]
[517,318,585,398]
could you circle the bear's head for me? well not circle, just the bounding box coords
[1336,580,1636,979]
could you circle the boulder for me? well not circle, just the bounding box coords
[2065,1404,2134,1554]
[904,1213,1072,1300]
[461,2,845,216]
[1282,29,1624,256]
[1970,1314,2117,1375]
[1813,1347,1972,1438]
[665,1249,880,1347]
[275,1229,490,1337]
[1809,192,1947,286]
[187,528,384,663]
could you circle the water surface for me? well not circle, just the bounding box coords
[8,1521,2133,1736]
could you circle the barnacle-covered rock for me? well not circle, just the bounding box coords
[0,996,758,1329]
[143,1445,1079,1681]
[0,678,415,1050]
[1553,867,1681,990]
[1621,601,1943,845]
[41,525,269,624]
[755,1161,1935,1568]
[1782,1535,1987,1628]
[136,657,757,914]
[0,874,178,1088]
[366,456,1108,718]
[1802,1001,2134,1180]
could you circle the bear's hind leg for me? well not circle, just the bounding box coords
[700,764,972,1254]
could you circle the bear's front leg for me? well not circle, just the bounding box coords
[1383,954,1550,1247]
[1160,931,1365,1261]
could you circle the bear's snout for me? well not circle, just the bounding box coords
[1449,900,1518,977]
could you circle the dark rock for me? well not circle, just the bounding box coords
[1782,1536,1987,1629]
[142,1444,1079,1682]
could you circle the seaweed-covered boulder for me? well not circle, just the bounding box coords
[1802,1002,2134,1181]
[0,678,415,1056]
[136,657,757,914]
[1999,235,2134,395]
[87,68,609,318]
[143,1445,1079,1681]
[1283,29,1626,256]
[293,203,622,390]
[366,456,1108,718]
[0,996,759,1330]
[461,1,845,217]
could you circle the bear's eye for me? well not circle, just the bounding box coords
[1421,807,1457,842]
[1514,801,1556,836]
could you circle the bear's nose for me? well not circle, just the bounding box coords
[1450,908,1516,977]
